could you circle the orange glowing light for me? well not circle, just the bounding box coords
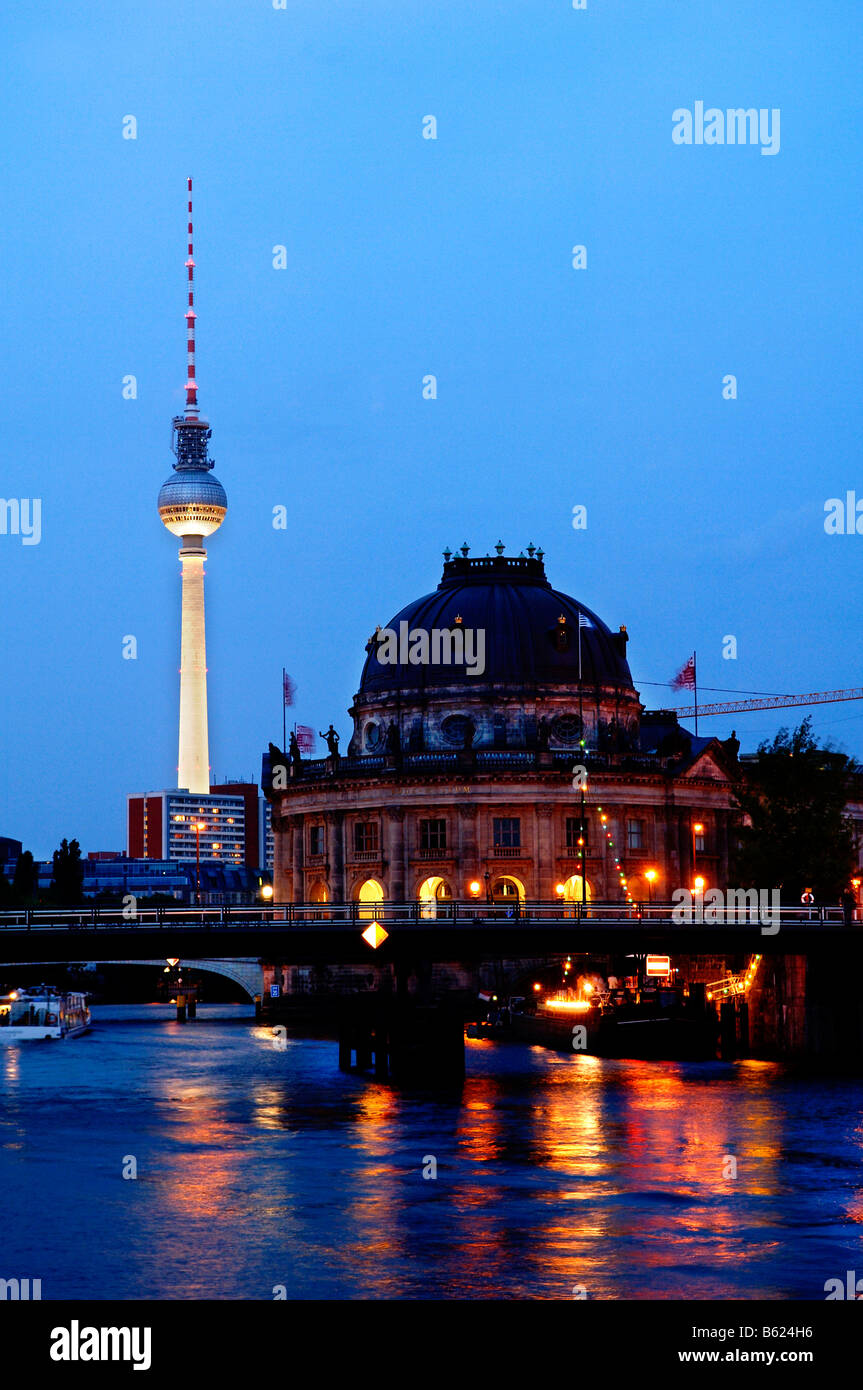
[543,998,592,1012]
[362,921,388,949]
[645,869,657,883]
[693,876,705,892]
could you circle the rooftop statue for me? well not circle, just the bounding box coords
[320,725,340,757]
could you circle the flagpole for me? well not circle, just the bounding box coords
[693,651,698,738]
[578,617,583,733]
[282,667,287,753]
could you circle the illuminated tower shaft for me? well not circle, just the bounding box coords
[157,178,227,795]
[178,541,210,794]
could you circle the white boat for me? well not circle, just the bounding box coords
[0,985,91,1041]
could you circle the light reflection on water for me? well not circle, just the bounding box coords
[0,1005,861,1300]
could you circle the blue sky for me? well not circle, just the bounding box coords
[1,0,861,857]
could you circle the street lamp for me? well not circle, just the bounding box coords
[578,763,588,908]
[692,821,704,882]
[484,870,491,904]
[194,821,206,906]
[261,884,274,900]
[645,869,657,904]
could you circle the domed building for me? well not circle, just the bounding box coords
[267,548,738,915]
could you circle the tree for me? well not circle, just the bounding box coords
[50,838,84,904]
[732,719,858,903]
[12,850,38,903]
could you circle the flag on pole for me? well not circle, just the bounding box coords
[295,725,315,754]
[671,654,696,690]
[283,672,295,706]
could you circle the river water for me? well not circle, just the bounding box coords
[1,1004,861,1300]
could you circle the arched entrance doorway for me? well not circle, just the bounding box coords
[309,881,328,920]
[417,875,453,919]
[559,873,592,917]
[491,875,526,905]
[560,874,592,903]
[356,878,384,920]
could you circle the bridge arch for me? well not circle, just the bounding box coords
[0,959,264,1003]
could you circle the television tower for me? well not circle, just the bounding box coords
[157,178,227,795]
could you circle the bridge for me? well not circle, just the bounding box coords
[0,901,856,966]
[0,957,264,1000]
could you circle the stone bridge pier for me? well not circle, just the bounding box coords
[748,944,863,1064]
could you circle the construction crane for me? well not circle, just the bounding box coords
[674,687,863,720]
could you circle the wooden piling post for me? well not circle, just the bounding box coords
[719,999,736,1060]
[356,1026,373,1072]
[374,1025,389,1078]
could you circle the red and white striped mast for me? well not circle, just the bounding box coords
[184,176,199,419]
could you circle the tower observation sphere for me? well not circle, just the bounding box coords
[158,467,227,539]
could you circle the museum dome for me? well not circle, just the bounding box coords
[358,547,634,697]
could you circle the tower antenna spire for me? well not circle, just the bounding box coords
[184,176,199,419]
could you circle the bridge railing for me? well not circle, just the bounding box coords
[0,901,850,929]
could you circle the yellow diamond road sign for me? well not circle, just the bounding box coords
[362,921,388,949]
